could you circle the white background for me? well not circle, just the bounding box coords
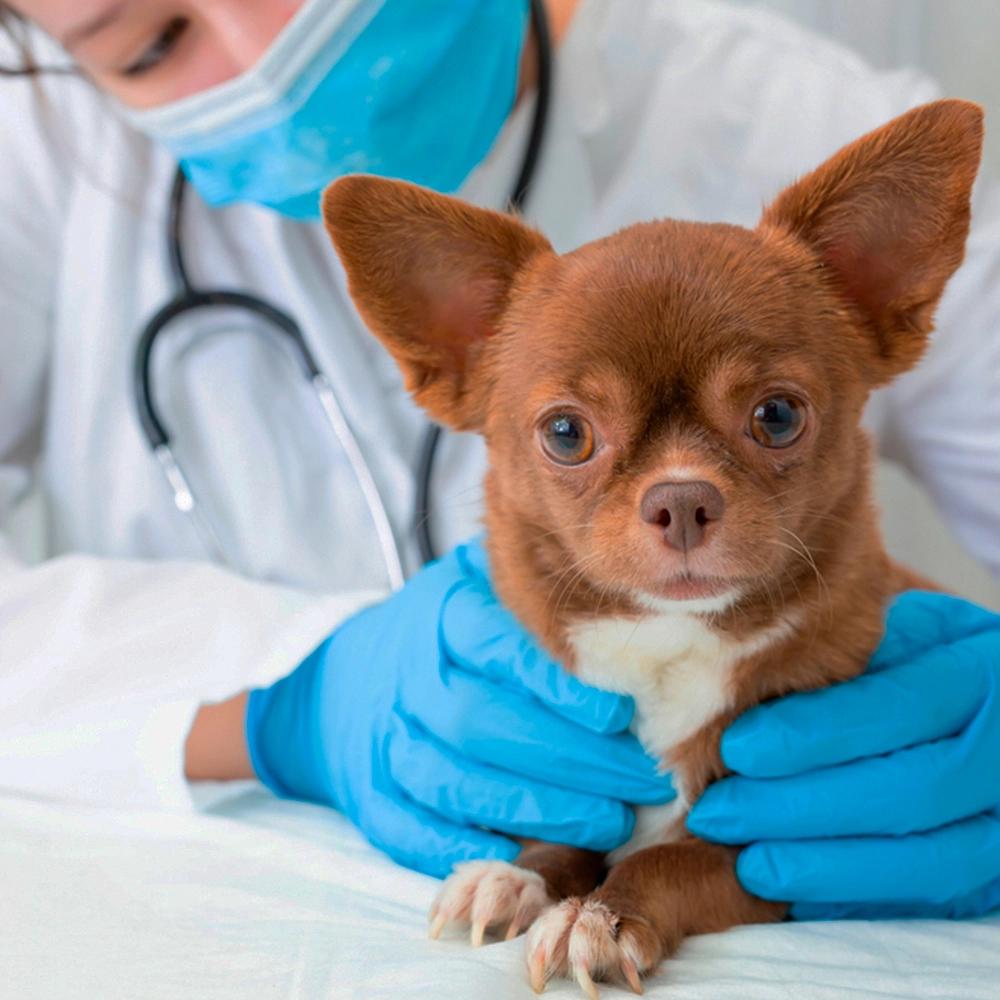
[732,0,1000,176]
[732,0,1000,609]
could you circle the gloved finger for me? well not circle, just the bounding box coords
[387,715,633,851]
[788,873,1000,920]
[401,670,674,806]
[868,590,1000,673]
[734,809,1000,907]
[441,577,634,734]
[363,781,520,880]
[455,535,491,581]
[720,628,998,779]
[692,685,1000,843]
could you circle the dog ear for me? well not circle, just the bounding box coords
[322,176,553,431]
[759,99,983,383]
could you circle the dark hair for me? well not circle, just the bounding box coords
[1,5,75,76]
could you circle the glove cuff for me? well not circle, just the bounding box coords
[245,686,294,799]
[245,636,333,803]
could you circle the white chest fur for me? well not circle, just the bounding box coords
[568,608,791,861]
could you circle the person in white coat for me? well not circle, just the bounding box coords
[1,0,998,918]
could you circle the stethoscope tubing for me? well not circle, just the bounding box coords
[133,288,319,450]
[135,176,408,589]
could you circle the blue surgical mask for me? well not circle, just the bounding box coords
[125,0,529,221]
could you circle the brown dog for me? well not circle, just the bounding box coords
[322,100,983,996]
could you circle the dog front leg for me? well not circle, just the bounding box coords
[525,838,785,995]
[430,842,605,945]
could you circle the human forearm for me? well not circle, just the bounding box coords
[184,692,254,781]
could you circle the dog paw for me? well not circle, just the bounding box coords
[524,897,660,997]
[429,860,553,946]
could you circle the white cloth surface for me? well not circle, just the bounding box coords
[2,786,998,1000]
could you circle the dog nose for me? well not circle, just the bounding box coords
[640,481,725,552]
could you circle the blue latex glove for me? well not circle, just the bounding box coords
[247,539,673,877]
[688,591,1000,919]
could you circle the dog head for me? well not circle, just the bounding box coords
[322,100,982,634]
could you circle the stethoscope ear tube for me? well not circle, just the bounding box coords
[152,441,230,566]
[134,267,232,562]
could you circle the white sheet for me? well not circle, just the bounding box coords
[2,787,998,1000]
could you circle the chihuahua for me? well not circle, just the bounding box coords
[322,100,983,996]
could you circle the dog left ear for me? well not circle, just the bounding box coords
[760,99,983,383]
[322,176,553,431]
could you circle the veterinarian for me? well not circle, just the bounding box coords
[1,0,997,921]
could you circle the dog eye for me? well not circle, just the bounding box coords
[540,413,595,465]
[749,395,807,448]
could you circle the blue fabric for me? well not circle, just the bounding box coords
[687,591,1000,919]
[246,538,673,878]
[165,1,528,219]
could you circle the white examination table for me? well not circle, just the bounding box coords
[2,784,998,999]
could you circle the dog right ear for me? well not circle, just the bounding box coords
[322,176,553,431]
[759,99,983,385]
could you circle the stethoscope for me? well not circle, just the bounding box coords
[133,0,552,588]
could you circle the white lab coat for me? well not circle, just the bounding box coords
[1,0,998,810]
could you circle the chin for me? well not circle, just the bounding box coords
[636,577,744,615]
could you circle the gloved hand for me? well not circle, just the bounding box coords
[688,591,1000,919]
[247,538,673,877]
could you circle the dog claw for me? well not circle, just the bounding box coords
[529,949,547,994]
[622,958,643,995]
[470,920,486,948]
[575,963,600,1000]
[505,917,522,941]
[428,912,448,940]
